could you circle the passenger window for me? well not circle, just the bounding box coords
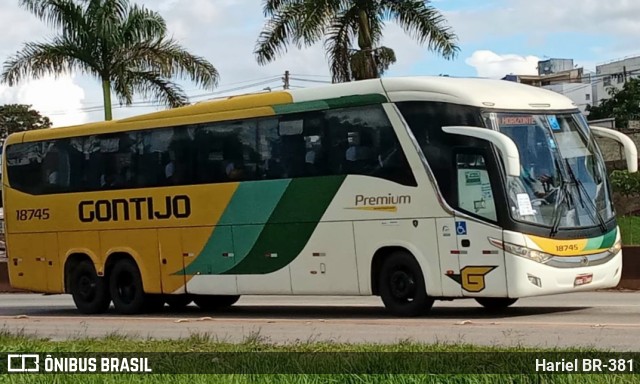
[324,106,416,186]
[456,153,497,222]
[6,105,416,194]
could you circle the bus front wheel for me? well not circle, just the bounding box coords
[475,298,518,310]
[70,260,110,314]
[193,295,240,311]
[109,259,147,314]
[379,251,433,317]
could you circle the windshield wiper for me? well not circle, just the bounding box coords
[549,159,572,237]
[564,159,607,233]
[550,177,569,237]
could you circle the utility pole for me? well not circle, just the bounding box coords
[283,70,290,90]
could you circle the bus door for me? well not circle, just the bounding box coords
[453,152,507,297]
[158,228,187,294]
[436,217,462,297]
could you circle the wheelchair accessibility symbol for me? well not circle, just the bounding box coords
[455,221,467,236]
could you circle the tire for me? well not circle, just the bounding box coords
[379,251,433,317]
[164,295,192,309]
[193,295,240,311]
[109,259,147,315]
[69,260,111,314]
[475,298,518,310]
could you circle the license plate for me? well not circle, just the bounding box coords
[574,273,593,286]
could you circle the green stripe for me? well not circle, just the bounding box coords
[325,94,387,109]
[584,236,603,250]
[222,175,346,275]
[272,100,329,114]
[178,180,290,275]
[584,228,618,250]
[218,180,290,225]
[600,228,617,249]
[272,94,387,115]
[181,225,235,275]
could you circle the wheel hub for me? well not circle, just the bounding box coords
[390,270,415,300]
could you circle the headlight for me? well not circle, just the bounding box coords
[491,240,553,264]
[504,243,553,264]
[608,238,622,254]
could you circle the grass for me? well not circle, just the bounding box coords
[0,331,637,383]
[617,216,640,245]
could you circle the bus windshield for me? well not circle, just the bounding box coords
[488,112,614,231]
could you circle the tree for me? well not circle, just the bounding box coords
[1,0,219,121]
[0,104,52,142]
[255,0,458,83]
[588,78,640,128]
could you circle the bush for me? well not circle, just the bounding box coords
[609,170,640,197]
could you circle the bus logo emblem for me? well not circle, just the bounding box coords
[447,266,497,293]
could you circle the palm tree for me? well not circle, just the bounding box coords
[2,0,219,121]
[255,0,459,83]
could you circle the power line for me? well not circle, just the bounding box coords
[41,78,286,115]
[289,77,332,84]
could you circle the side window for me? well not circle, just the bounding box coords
[397,101,488,205]
[257,112,330,180]
[456,153,497,222]
[6,141,70,194]
[195,120,258,183]
[324,105,416,186]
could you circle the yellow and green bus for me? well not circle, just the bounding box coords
[3,77,636,316]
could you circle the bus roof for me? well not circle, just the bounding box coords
[9,76,577,144]
[380,77,577,110]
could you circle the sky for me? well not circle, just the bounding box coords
[1,0,640,127]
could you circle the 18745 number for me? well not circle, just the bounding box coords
[16,209,50,221]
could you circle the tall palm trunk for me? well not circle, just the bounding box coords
[102,78,113,121]
[357,9,377,79]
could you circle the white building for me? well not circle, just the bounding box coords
[542,82,592,114]
[593,55,640,106]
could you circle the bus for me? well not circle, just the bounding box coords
[2,77,637,316]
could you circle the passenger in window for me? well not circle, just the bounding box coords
[165,151,176,183]
[222,138,245,181]
[114,166,134,188]
[47,170,58,185]
[100,173,117,188]
[344,131,374,175]
[345,131,373,162]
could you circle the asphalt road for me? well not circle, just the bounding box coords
[0,292,639,351]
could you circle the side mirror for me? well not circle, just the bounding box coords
[442,126,521,177]
[590,125,638,173]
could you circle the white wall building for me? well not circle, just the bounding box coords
[593,55,640,106]
[543,82,592,114]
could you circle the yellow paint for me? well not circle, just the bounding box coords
[345,206,398,212]
[7,233,60,293]
[526,235,597,256]
[4,182,239,294]
[2,90,296,297]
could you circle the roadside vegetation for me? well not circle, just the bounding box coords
[0,332,633,383]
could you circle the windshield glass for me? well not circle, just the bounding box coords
[488,112,614,230]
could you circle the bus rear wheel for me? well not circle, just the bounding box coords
[475,298,518,310]
[193,295,240,311]
[109,259,148,315]
[379,251,433,317]
[70,260,110,314]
